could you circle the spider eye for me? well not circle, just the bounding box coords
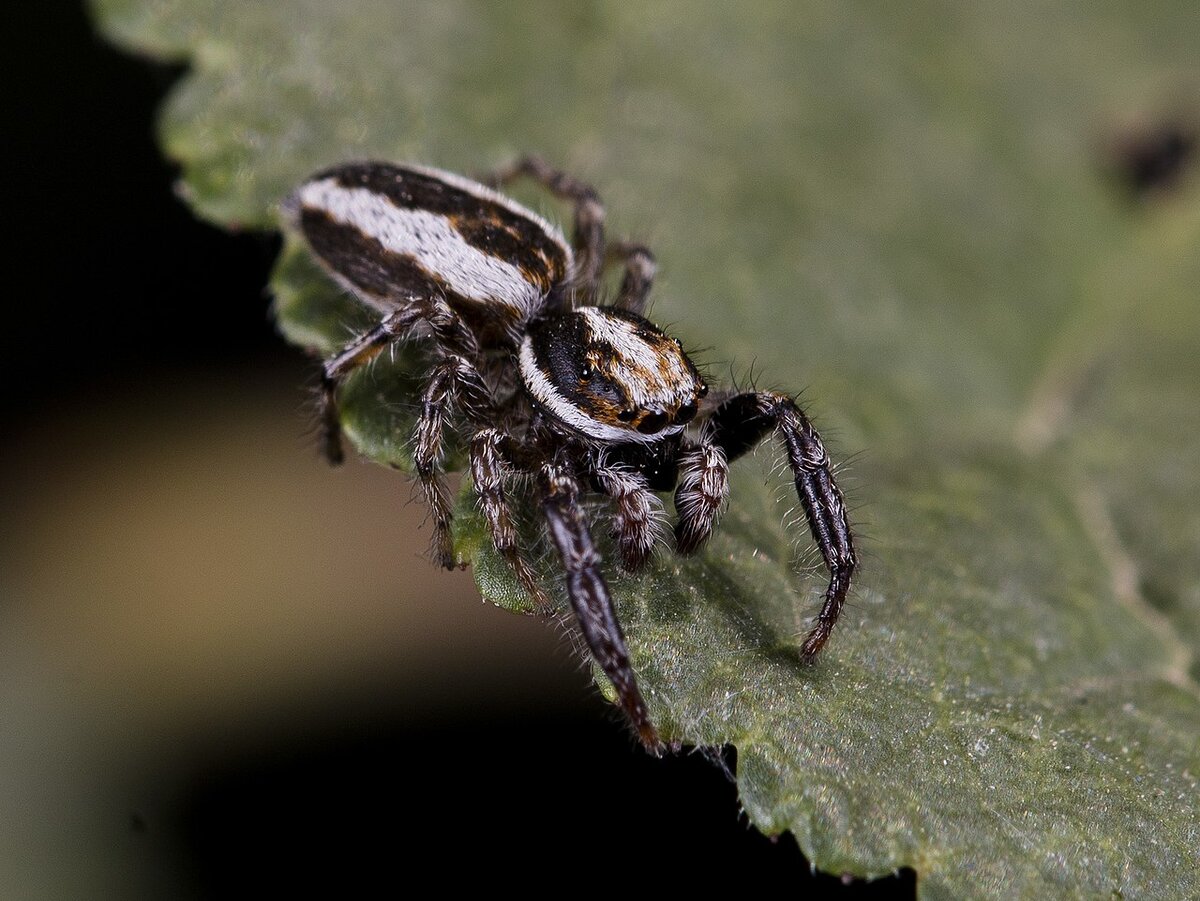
[617,409,637,422]
[698,382,709,397]
[675,401,697,424]
[580,364,593,380]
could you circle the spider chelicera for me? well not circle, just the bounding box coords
[283,156,856,750]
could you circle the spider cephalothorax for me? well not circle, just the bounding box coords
[285,156,856,751]
[520,307,706,441]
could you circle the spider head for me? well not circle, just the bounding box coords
[520,307,707,444]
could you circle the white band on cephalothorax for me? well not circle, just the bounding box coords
[519,338,684,445]
[577,307,693,407]
[298,178,545,315]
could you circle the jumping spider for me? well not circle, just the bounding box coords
[283,157,856,750]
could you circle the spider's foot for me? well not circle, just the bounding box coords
[321,430,345,467]
[799,622,833,662]
[617,683,662,752]
[525,582,554,609]
[800,566,853,662]
[640,731,664,755]
[673,522,710,556]
[617,542,653,572]
[509,560,553,608]
[431,536,461,570]
[632,714,663,754]
[317,385,345,466]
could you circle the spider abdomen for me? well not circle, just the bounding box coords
[284,161,574,335]
[519,306,707,444]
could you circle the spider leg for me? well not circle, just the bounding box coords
[478,155,606,301]
[317,287,492,463]
[318,307,423,464]
[411,362,461,568]
[591,458,662,571]
[707,392,856,661]
[539,464,661,750]
[673,439,730,554]
[604,241,657,315]
[408,300,494,569]
[469,429,552,608]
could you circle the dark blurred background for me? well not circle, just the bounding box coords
[0,3,914,897]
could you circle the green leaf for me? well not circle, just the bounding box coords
[92,0,1200,894]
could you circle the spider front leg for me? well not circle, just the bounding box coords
[673,440,730,554]
[539,464,661,750]
[592,457,663,570]
[707,392,856,661]
[469,429,552,608]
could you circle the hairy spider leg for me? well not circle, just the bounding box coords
[318,307,424,464]
[410,301,495,569]
[705,392,856,661]
[469,429,552,607]
[411,362,463,568]
[591,459,663,571]
[604,241,657,314]
[672,439,731,555]
[540,464,661,750]
[320,296,495,568]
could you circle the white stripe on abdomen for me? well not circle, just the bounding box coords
[299,178,544,315]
